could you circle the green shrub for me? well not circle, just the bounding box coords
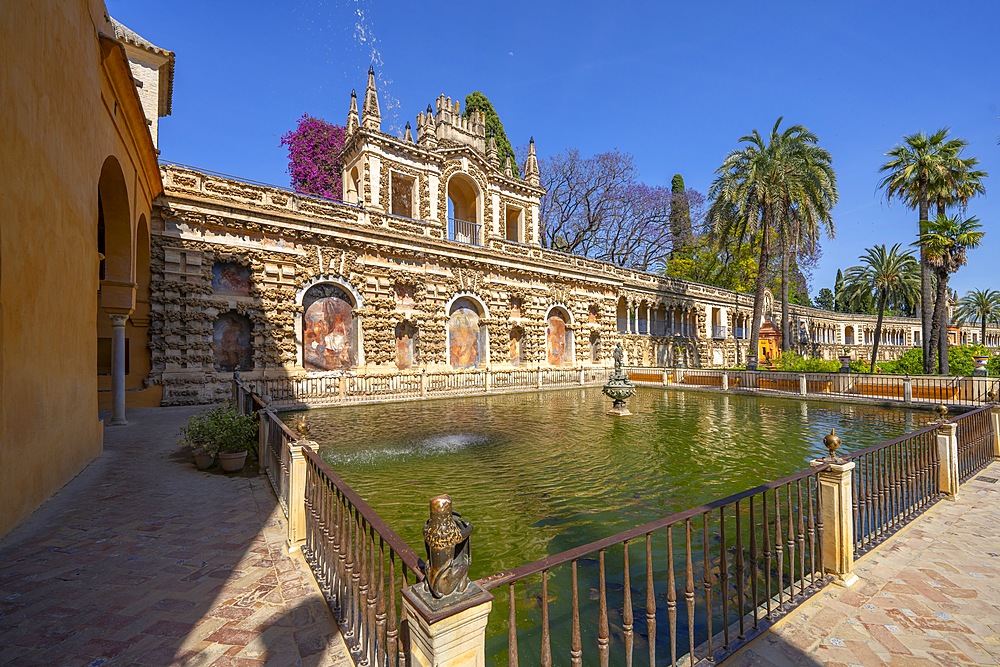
[875,348,923,375]
[945,344,988,377]
[179,403,257,455]
[773,351,841,373]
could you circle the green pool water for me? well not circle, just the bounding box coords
[283,387,924,579]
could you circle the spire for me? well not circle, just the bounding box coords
[404,121,413,143]
[524,136,540,186]
[346,89,359,135]
[486,129,498,167]
[503,156,513,178]
[417,104,438,149]
[362,65,381,131]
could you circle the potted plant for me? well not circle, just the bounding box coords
[179,403,257,472]
[838,349,852,374]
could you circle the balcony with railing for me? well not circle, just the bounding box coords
[712,325,728,339]
[448,217,482,246]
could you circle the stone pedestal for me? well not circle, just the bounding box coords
[287,440,315,552]
[402,584,493,667]
[813,459,858,587]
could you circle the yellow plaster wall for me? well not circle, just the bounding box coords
[0,0,159,537]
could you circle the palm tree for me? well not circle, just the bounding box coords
[842,244,919,372]
[954,288,1000,346]
[917,214,985,374]
[709,118,836,363]
[878,129,971,373]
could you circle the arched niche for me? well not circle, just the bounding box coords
[301,282,361,371]
[616,296,628,333]
[447,172,482,244]
[546,306,574,366]
[213,311,253,372]
[395,321,419,370]
[509,325,524,366]
[447,295,489,369]
[590,331,601,364]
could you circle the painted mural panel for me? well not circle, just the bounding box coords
[547,313,570,366]
[303,284,356,371]
[212,262,251,296]
[449,298,481,369]
[213,312,253,371]
[395,322,418,370]
[509,327,523,366]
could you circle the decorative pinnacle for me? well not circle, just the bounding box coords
[823,428,842,461]
[295,415,310,440]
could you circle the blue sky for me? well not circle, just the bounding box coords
[112,0,1000,299]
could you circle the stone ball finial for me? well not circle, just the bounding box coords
[823,428,841,461]
[935,403,949,421]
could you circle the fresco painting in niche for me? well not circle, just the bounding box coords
[547,313,569,366]
[509,327,523,366]
[510,298,522,319]
[396,322,418,370]
[449,298,481,369]
[303,284,356,371]
[212,262,251,296]
[396,285,415,310]
[213,312,253,372]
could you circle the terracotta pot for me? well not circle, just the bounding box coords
[218,451,248,472]
[193,451,215,470]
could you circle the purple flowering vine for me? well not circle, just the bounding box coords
[280,115,346,201]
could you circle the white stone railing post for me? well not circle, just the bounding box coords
[992,406,1000,459]
[662,368,669,385]
[579,367,585,385]
[421,370,428,397]
[903,377,913,403]
[258,410,270,476]
[286,440,313,552]
[721,372,729,391]
[484,368,491,393]
[402,588,494,667]
[799,374,807,396]
[936,422,959,499]
[814,459,858,587]
[338,375,347,401]
[537,369,543,389]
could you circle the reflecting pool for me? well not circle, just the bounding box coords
[284,387,924,578]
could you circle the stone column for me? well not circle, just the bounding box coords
[108,312,129,426]
[287,440,314,552]
[937,422,959,499]
[814,460,858,587]
[402,587,494,667]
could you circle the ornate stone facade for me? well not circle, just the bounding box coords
[147,75,1000,405]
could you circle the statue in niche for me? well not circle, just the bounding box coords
[422,495,473,600]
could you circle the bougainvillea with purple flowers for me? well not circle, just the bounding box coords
[280,115,346,200]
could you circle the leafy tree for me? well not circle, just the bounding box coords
[879,128,975,372]
[917,214,984,374]
[954,288,1000,345]
[842,244,919,373]
[280,115,346,200]
[708,118,836,361]
[464,92,519,177]
[815,288,835,310]
[669,174,693,256]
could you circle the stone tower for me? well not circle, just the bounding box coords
[340,72,544,246]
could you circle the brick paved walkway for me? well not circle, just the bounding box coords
[0,406,352,667]
[729,460,1000,666]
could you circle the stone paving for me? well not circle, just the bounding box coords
[729,459,1000,666]
[0,406,352,667]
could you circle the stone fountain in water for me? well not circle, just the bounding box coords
[603,342,636,416]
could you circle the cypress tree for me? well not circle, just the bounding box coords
[464,92,519,177]
[669,174,693,256]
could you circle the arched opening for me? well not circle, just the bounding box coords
[546,306,574,366]
[214,311,254,372]
[711,308,724,339]
[302,283,359,371]
[509,326,524,366]
[616,297,628,333]
[97,156,133,285]
[447,173,481,245]
[590,332,601,364]
[844,325,855,346]
[504,205,524,243]
[656,304,667,336]
[448,296,488,369]
[637,300,648,335]
[395,321,419,370]
[346,166,361,204]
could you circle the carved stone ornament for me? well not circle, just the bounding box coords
[421,494,473,601]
